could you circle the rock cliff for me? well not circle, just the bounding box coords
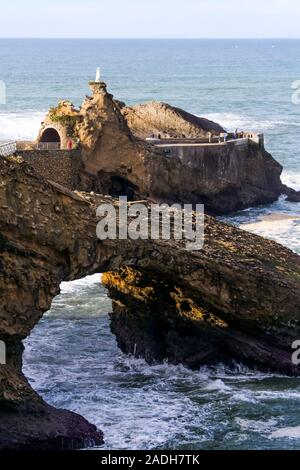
[40,82,284,213]
[121,101,225,139]
[0,156,300,448]
[76,81,152,198]
[83,84,284,213]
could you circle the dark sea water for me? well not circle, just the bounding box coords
[0,39,299,449]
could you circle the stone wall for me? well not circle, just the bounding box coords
[155,138,250,160]
[17,149,82,190]
[145,138,282,213]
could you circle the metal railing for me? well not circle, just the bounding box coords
[36,142,60,151]
[0,141,17,157]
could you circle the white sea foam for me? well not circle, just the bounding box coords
[239,210,300,253]
[203,379,231,392]
[256,390,300,401]
[270,426,300,439]
[230,392,259,404]
[0,111,45,141]
[281,170,300,191]
[241,216,297,237]
[236,418,278,433]
[202,112,285,132]
[24,272,300,450]
[60,273,102,294]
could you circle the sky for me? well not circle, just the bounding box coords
[1,0,300,39]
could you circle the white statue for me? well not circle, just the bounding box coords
[95,67,101,83]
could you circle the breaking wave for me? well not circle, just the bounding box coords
[281,170,300,191]
[0,111,45,141]
[23,275,300,450]
[202,112,286,132]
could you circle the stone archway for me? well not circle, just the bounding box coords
[39,127,61,149]
[40,127,61,144]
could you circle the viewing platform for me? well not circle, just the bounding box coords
[147,132,265,159]
[148,131,264,148]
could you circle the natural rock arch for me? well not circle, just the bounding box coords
[0,157,299,449]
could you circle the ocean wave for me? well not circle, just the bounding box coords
[256,390,300,401]
[202,112,286,132]
[0,110,281,141]
[60,273,102,294]
[203,379,231,392]
[236,417,279,434]
[281,170,300,191]
[0,111,45,141]
[271,426,300,439]
[24,274,300,450]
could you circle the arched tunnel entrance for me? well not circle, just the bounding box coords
[39,127,61,148]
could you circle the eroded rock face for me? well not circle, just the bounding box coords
[76,82,152,198]
[40,82,284,213]
[0,158,104,450]
[143,140,283,213]
[281,184,300,202]
[0,157,299,448]
[121,101,225,139]
[103,248,300,374]
[79,84,283,212]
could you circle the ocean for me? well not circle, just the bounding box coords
[1,38,300,449]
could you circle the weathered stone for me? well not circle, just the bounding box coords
[29,82,285,214]
[281,184,300,202]
[17,149,82,189]
[121,101,225,139]
[0,157,299,448]
[76,83,284,213]
[103,267,300,372]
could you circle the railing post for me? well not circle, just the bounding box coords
[0,141,17,157]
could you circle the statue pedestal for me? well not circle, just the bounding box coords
[89,81,107,95]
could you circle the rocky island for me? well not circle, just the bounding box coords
[0,78,300,449]
[15,79,300,213]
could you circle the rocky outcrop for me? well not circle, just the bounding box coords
[144,140,283,213]
[0,157,104,450]
[34,81,285,213]
[78,83,284,213]
[0,156,300,448]
[121,101,225,139]
[75,81,152,198]
[103,248,300,373]
[281,184,300,202]
[37,100,82,150]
